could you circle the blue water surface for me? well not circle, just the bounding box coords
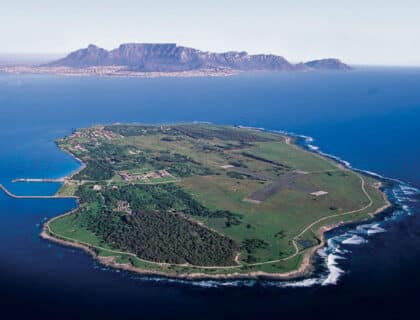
[0,68,419,319]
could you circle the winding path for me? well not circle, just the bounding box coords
[186,170,374,269]
[245,171,373,267]
[42,170,375,271]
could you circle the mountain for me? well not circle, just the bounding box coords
[46,43,350,72]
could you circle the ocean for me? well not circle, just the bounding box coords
[0,68,419,319]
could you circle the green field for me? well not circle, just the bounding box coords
[49,123,388,277]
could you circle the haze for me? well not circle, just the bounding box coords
[1,0,420,66]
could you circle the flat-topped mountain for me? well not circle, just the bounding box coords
[46,43,351,72]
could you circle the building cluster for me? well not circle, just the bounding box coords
[71,127,120,142]
[64,127,122,154]
[119,169,173,182]
[115,200,132,214]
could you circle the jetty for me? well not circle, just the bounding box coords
[12,178,65,183]
[0,183,76,199]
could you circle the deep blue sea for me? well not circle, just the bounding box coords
[0,68,419,319]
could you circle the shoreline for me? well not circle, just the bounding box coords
[57,143,87,181]
[40,191,391,280]
[0,141,85,200]
[0,65,238,79]
[40,220,313,280]
[36,128,393,281]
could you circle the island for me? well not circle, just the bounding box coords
[0,43,351,78]
[41,124,389,279]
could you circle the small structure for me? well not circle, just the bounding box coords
[294,170,309,175]
[116,201,132,214]
[93,184,102,191]
[220,164,235,169]
[73,144,87,152]
[158,169,172,177]
[310,190,328,197]
[119,171,131,181]
[243,198,261,205]
[119,169,174,182]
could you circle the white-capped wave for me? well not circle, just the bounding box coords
[342,235,368,245]
[367,224,386,235]
[127,274,257,288]
[400,185,420,196]
[334,247,349,254]
[308,144,319,151]
[353,223,386,236]
[274,278,322,288]
[322,254,345,285]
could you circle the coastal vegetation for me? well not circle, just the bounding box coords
[47,123,389,277]
[56,183,237,265]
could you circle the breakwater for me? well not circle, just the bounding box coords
[0,183,76,199]
[12,178,65,183]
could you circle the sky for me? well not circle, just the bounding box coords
[1,0,420,66]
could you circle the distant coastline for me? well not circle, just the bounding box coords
[0,42,350,78]
[0,65,237,78]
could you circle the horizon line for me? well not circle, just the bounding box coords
[1,49,420,68]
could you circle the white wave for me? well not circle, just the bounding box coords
[334,246,349,254]
[353,223,386,236]
[367,224,386,235]
[342,235,368,245]
[358,169,385,179]
[341,160,351,167]
[390,184,419,207]
[127,274,258,288]
[237,125,266,131]
[276,278,322,288]
[400,185,420,196]
[317,247,328,259]
[322,254,345,285]
[316,240,347,286]
[312,148,352,168]
[190,281,222,288]
[402,204,412,214]
[308,144,319,151]
[326,238,336,248]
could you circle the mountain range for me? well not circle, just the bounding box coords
[46,43,351,72]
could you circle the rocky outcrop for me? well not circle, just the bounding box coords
[304,58,351,70]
